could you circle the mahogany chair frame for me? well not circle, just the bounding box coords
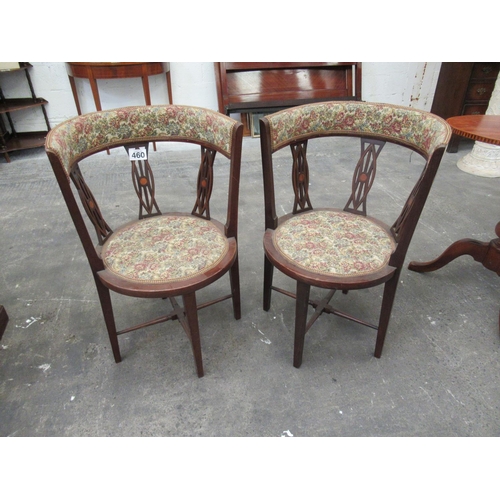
[260,101,451,368]
[46,105,243,377]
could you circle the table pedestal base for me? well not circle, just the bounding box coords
[457,142,500,177]
[417,114,500,333]
[409,237,500,275]
[409,223,500,331]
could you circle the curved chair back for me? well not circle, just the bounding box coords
[262,101,450,156]
[47,104,239,174]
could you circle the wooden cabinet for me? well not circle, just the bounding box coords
[215,62,362,136]
[215,62,362,115]
[431,62,500,152]
[0,62,51,162]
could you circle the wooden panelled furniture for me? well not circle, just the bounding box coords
[215,63,362,134]
[45,105,243,377]
[260,101,451,368]
[431,62,500,152]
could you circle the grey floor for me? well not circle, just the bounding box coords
[1,134,499,437]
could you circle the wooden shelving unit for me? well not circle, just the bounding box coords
[0,62,51,162]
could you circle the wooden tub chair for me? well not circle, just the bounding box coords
[46,105,243,377]
[260,101,451,368]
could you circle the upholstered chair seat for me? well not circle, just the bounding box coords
[271,209,395,280]
[101,215,230,285]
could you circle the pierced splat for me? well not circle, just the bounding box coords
[70,164,112,245]
[291,140,313,214]
[192,146,216,219]
[344,138,385,216]
[127,144,162,219]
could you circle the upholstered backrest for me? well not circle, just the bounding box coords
[264,101,451,157]
[46,105,239,176]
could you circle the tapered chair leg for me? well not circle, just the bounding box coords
[94,277,121,363]
[293,281,311,368]
[229,255,241,320]
[263,255,274,311]
[183,292,204,378]
[374,272,401,358]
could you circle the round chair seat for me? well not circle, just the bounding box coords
[271,209,395,279]
[101,214,229,284]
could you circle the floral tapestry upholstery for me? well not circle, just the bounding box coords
[265,101,451,156]
[45,105,238,176]
[273,210,395,277]
[101,215,229,284]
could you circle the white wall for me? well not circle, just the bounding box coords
[362,62,441,110]
[2,62,442,131]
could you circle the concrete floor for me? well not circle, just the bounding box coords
[1,134,499,437]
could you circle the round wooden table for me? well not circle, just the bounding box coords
[447,115,500,146]
[409,114,500,328]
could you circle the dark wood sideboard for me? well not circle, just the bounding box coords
[215,62,362,135]
[431,62,500,152]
